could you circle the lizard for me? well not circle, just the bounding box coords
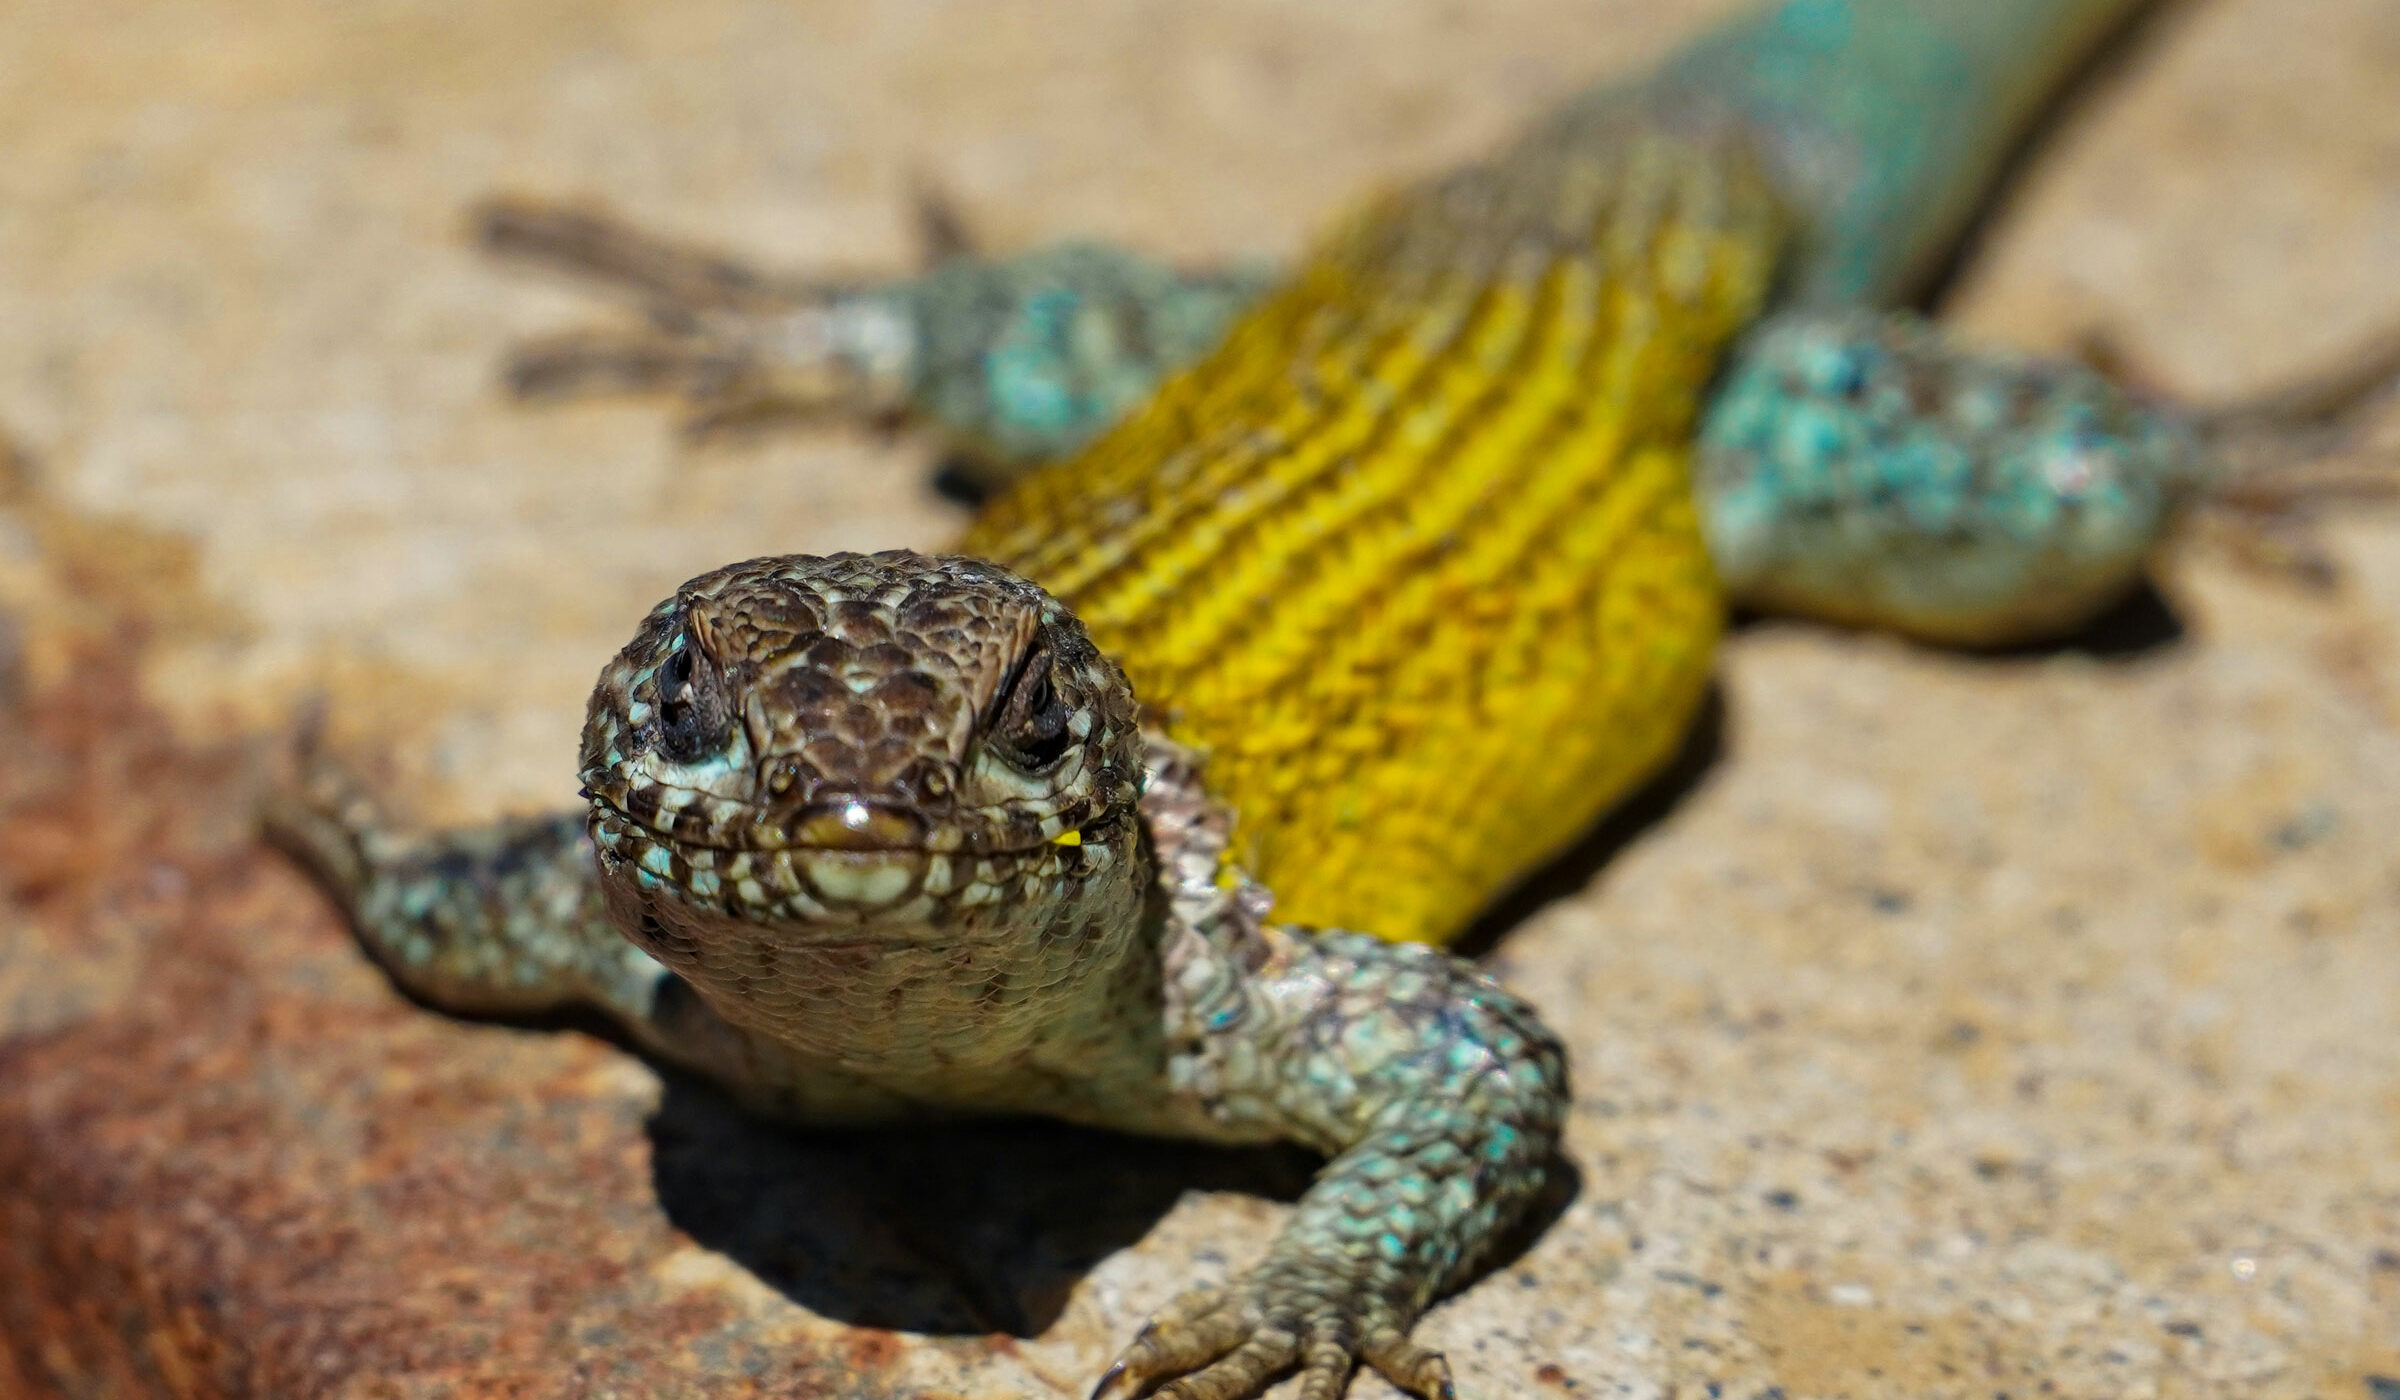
[266,2,2362,1397]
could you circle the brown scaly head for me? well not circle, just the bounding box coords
[578,551,1152,1079]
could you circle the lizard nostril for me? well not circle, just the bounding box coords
[761,756,813,803]
[904,757,954,804]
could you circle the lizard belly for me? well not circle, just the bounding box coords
[964,115,1784,944]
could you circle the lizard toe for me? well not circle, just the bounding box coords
[1094,1285,1249,1397]
[1100,1271,1448,1400]
[1154,1327,1299,1400]
[1362,1328,1455,1400]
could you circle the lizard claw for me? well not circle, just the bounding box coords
[1088,1359,1130,1400]
[1094,1276,1447,1400]
[1362,1330,1455,1400]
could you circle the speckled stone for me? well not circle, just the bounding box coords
[0,0,2396,1395]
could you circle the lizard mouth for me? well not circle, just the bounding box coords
[589,799,932,916]
[588,778,1097,860]
[588,796,1125,926]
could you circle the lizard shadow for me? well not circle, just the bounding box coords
[1960,576,2188,660]
[335,975,1582,1340]
[644,1074,1582,1337]
[1731,575,2189,663]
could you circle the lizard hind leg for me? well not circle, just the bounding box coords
[2179,325,2400,591]
[475,196,786,314]
[2179,462,2400,592]
[1697,308,2400,646]
[476,197,1276,470]
[472,195,920,438]
[2051,318,2400,591]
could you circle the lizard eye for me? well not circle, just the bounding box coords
[989,647,1075,772]
[654,635,731,763]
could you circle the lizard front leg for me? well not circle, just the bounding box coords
[262,747,919,1124]
[1105,926,1568,1400]
[1107,746,1569,1400]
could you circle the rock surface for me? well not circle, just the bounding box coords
[2,0,2398,1396]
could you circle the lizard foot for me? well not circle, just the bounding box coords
[473,195,919,435]
[1093,1279,1453,1400]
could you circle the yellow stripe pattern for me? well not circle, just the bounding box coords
[962,109,1786,944]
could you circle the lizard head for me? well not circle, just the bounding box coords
[578,551,1152,1068]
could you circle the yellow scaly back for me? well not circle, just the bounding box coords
[962,105,1786,944]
